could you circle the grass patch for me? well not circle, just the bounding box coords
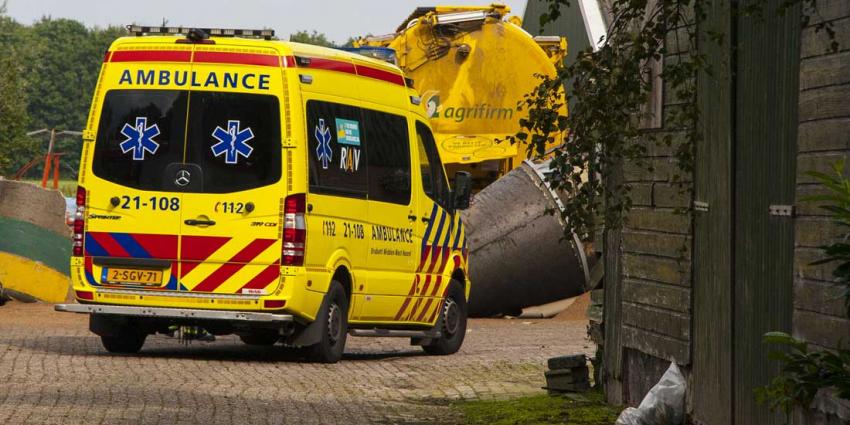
[455,390,621,425]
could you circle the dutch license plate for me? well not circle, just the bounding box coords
[103,267,163,286]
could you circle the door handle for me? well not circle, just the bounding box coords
[408,214,417,221]
[185,219,216,226]
[421,216,431,223]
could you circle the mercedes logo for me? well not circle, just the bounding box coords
[175,169,191,187]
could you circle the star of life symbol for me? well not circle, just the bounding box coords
[211,120,255,164]
[120,117,160,161]
[314,118,333,170]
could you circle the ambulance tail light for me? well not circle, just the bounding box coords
[282,193,306,266]
[72,186,86,257]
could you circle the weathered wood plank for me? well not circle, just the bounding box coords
[622,325,690,365]
[623,253,691,286]
[800,51,850,90]
[794,279,849,318]
[797,152,849,184]
[798,118,850,153]
[795,217,845,248]
[625,207,691,234]
[801,16,850,58]
[641,131,690,157]
[796,183,832,217]
[653,183,691,208]
[804,0,850,25]
[629,183,653,206]
[795,247,837,282]
[622,301,691,340]
[623,230,690,259]
[623,157,677,182]
[622,279,691,312]
[799,84,850,122]
[793,309,850,349]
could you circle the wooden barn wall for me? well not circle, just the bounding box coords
[617,16,695,405]
[794,0,850,422]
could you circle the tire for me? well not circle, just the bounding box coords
[239,330,279,346]
[423,280,468,355]
[100,332,146,354]
[307,281,349,363]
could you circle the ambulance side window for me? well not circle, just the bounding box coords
[415,122,450,209]
[363,109,410,205]
[306,100,368,198]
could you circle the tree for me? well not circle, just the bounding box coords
[20,18,123,176]
[289,30,336,47]
[0,2,36,175]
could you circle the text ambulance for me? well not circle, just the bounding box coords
[56,26,473,363]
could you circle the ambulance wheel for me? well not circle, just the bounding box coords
[239,330,279,346]
[423,280,467,356]
[307,281,348,363]
[100,332,146,354]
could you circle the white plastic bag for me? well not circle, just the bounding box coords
[615,362,686,425]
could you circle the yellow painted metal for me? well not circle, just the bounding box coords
[0,252,69,303]
[357,5,568,170]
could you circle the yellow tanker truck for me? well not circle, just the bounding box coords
[355,4,567,190]
[352,5,594,317]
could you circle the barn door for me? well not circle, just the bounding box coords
[692,1,735,423]
[693,0,800,424]
[733,0,799,423]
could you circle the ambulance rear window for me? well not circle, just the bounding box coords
[185,92,281,193]
[93,90,281,193]
[93,90,187,191]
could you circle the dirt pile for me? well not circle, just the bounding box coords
[553,292,591,321]
[0,179,69,236]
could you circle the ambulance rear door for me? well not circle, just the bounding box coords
[177,47,286,297]
[82,46,194,292]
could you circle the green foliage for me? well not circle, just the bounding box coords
[0,53,36,175]
[289,30,336,47]
[455,390,621,425]
[0,6,123,177]
[514,0,701,240]
[523,0,838,240]
[757,161,850,414]
[0,3,36,175]
[22,19,124,176]
[756,332,850,415]
[805,159,850,317]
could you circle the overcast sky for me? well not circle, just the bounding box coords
[5,0,529,44]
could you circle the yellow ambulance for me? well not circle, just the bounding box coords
[56,26,473,363]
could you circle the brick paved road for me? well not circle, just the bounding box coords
[0,302,592,425]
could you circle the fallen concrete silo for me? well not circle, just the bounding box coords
[464,161,592,317]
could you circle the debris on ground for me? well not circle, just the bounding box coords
[0,281,8,306]
[4,287,38,303]
[545,354,590,393]
[616,362,686,425]
[553,292,592,321]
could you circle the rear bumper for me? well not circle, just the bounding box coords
[55,303,294,323]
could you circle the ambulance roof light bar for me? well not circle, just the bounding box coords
[126,25,275,40]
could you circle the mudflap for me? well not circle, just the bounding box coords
[410,300,445,346]
[285,292,332,347]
